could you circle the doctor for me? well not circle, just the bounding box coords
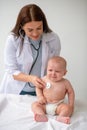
[0,4,61,95]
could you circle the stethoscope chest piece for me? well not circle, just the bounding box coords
[46,82,51,89]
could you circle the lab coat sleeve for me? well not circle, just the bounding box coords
[53,33,61,55]
[48,32,61,56]
[4,35,21,75]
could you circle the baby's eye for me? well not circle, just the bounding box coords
[55,71,59,72]
[49,69,53,72]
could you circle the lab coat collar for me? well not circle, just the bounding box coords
[42,32,55,43]
[23,32,55,44]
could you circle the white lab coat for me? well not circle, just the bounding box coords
[0,32,61,94]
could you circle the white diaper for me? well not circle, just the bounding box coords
[46,99,64,116]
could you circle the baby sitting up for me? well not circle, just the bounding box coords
[31,56,75,124]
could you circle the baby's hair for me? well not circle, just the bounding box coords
[48,56,67,70]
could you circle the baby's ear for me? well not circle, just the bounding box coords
[64,70,67,75]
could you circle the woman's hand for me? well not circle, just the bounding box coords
[13,73,45,88]
[29,75,46,89]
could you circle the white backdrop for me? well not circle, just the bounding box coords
[0,0,87,101]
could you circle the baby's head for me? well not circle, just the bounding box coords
[47,56,67,81]
[48,56,67,70]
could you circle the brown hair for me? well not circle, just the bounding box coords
[11,4,52,38]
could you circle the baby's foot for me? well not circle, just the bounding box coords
[34,114,48,122]
[56,116,70,124]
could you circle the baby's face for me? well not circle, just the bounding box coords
[47,61,66,82]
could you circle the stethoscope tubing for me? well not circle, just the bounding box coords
[28,41,41,88]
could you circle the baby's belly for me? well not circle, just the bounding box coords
[43,89,65,103]
[45,95,64,103]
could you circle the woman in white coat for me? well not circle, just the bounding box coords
[0,4,61,95]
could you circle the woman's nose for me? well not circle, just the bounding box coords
[32,30,38,36]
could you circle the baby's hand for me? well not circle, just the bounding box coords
[38,96,47,104]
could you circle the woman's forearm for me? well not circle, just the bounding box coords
[13,72,45,89]
[13,72,32,82]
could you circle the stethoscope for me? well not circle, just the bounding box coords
[19,29,42,88]
[28,40,42,88]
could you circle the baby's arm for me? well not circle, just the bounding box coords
[65,79,75,108]
[36,87,46,104]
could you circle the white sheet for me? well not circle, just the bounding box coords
[0,94,87,130]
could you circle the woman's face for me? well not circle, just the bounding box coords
[22,21,43,40]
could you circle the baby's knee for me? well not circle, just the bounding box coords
[62,104,73,116]
[57,104,73,116]
[31,101,39,110]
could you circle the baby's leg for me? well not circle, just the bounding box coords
[56,103,73,124]
[34,114,48,122]
[32,101,48,122]
[56,116,70,124]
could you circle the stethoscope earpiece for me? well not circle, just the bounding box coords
[19,29,25,39]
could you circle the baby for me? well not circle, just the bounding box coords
[32,56,75,124]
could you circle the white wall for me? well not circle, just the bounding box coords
[0,0,87,101]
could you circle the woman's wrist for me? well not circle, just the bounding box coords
[13,72,32,82]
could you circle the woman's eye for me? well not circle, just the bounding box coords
[37,28,41,30]
[28,29,33,32]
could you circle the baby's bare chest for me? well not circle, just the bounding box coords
[43,82,66,99]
